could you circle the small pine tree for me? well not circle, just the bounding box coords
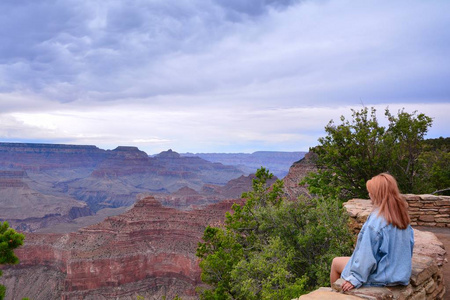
[0,222,25,300]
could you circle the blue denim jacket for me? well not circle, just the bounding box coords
[341,210,414,288]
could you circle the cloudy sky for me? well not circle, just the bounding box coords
[0,0,449,154]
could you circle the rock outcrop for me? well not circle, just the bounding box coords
[0,195,242,299]
[282,152,317,200]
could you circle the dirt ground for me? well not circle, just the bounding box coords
[415,226,450,299]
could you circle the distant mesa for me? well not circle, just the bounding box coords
[113,146,141,151]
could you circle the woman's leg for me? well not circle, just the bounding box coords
[330,256,351,285]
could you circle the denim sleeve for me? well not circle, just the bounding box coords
[342,225,381,288]
[410,227,414,257]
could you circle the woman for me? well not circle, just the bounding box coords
[330,173,414,292]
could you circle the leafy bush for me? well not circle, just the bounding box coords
[302,107,436,200]
[196,168,353,299]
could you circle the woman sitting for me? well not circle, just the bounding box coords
[330,173,414,292]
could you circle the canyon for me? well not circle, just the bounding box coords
[0,143,309,299]
[2,148,446,299]
[0,143,254,232]
[0,196,244,299]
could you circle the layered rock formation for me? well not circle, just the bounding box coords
[0,143,106,170]
[0,143,245,231]
[65,148,241,206]
[0,170,91,232]
[282,152,317,200]
[153,173,277,209]
[0,142,312,298]
[0,195,242,299]
[63,148,245,212]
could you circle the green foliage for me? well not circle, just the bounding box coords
[303,107,436,200]
[196,168,353,300]
[423,137,450,151]
[384,109,433,192]
[416,138,450,195]
[0,222,24,265]
[303,107,390,200]
[0,222,25,300]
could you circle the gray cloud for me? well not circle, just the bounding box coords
[0,0,449,152]
[1,0,449,105]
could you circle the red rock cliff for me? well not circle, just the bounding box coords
[0,196,241,299]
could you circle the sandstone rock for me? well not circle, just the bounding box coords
[435,199,450,206]
[188,151,306,179]
[410,255,438,286]
[0,196,240,299]
[282,152,317,201]
[296,287,363,299]
[419,215,435,222]
[419,195,440,201]
[413,229,447,267]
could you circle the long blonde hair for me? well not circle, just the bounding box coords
[366,173,410,229]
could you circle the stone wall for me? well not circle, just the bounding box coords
[295,195,448,300]
[405,194,450,227]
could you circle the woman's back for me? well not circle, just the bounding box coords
[342,211,414,287]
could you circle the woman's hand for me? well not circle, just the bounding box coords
[342,280,355,292]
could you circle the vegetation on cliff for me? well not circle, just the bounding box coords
[303,107,449,199]
[0,222,24,300]
[196,168,353,299]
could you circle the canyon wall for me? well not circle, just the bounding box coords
[0,195,243,299]
[282,152,317,200]
[0,143,245,231]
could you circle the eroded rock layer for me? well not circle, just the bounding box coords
[0,143,244,231]
[0,170,92,232]
[282,152,317,200]
[0,196,241,299]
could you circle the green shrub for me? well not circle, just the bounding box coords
[196,168,353,299]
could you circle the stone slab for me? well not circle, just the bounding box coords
[296,289,363,299]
